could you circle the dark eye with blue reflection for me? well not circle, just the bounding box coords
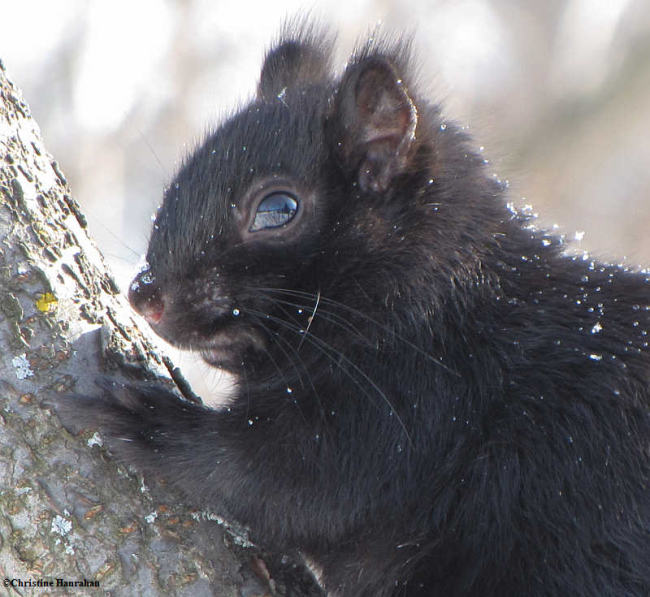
[249,192,298,232]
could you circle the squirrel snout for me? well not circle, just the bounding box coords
[137,295,165,325]
[128,269,165,325]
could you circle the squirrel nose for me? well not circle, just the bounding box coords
[128,269,165,325]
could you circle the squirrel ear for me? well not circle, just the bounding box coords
[258,31,333,101]
[330,57,417,194]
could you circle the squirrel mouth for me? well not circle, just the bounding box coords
[198,327,265,370]
[201,346,235,368]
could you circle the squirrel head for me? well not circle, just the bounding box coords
[129,24,504,372]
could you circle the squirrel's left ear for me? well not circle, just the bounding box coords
[258,26,333,101]
[330,56,417,194]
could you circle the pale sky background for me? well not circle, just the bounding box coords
[2,0,650,395]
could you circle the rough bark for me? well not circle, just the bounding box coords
[0,60,272,596]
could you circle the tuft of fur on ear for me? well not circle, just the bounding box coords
[258,21,335,102]
[329,37,418,194]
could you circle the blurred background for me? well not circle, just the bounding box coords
[1,0,650,395]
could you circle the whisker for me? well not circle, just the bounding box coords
[253,309,316,393]
[240,360,251,423]
[273,330,326,419]
[269,304,324,396]
[248,287,367,347]
[248,299,341,422]
[247,311,328,420]
[242,314,315,426]
[274,300,308,332]
[245,307,414,448]
[245,313,299,387]
[251,286,459,377]
[298,288,320,350]
[261,295,377,348]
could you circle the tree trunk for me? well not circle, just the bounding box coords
[0,60,277,596]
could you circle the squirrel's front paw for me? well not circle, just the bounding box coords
[48,378,203,466]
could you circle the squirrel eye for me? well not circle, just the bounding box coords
[249,191,299,232]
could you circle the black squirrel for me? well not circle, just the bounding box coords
[58,25,649,596]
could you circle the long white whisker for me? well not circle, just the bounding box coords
[245,307,414,448]
[244,313,314,425]
[298,288,320,350]
[261,294,375,347]
[251,286,459,377]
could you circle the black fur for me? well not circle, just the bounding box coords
[59,26,650,596]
